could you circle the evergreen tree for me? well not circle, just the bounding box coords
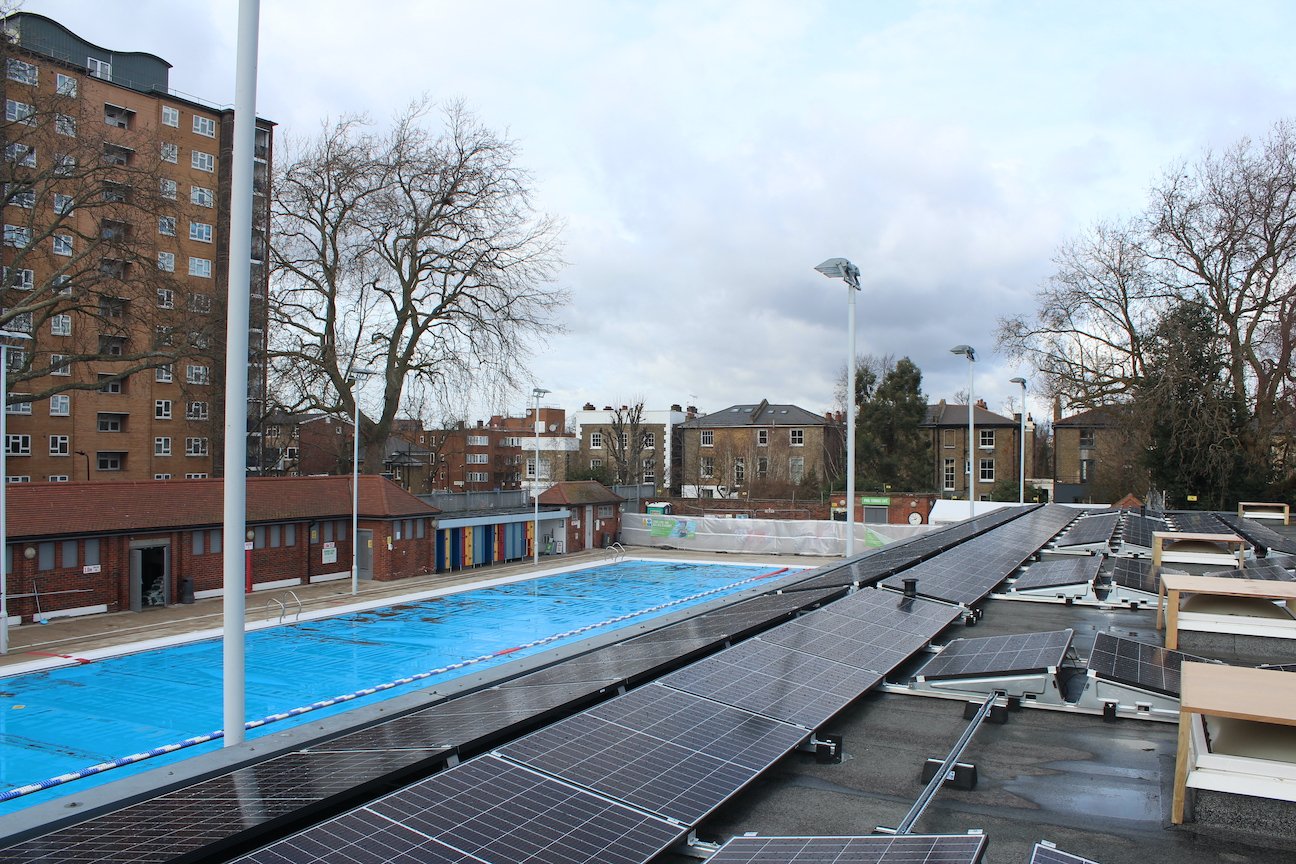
[856,357,932,491]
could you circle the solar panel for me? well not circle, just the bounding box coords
[708,833,989,864]
[658,637,883,727]
[917,630,1073,681]
[1011,557,1102,591]
[1120,513,1168,550]
[496,684,807,825]
[1259,663,1296,673]
[365,755,684,864]
[1056,513,1119,548]
[1087,632,1211,697]
[235,807,484,863]
[1108,558,1158,594]
[1218,513,1296,555]
[1200,559,1295,582]
[1169,511,1226,534]
[1029,840,1102,864]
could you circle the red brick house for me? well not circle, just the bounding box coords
[3,476,438,624]
[538,481,624,553]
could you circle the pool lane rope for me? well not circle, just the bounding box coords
[0,566,789,803]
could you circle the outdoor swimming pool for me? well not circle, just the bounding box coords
[0,558,796,815]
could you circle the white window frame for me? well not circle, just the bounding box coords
[190,186,214,208]
[161,106,180,128]
[97,452,123,472]
[790,428,805,446]
[188,293,211,313]
[188,221,212,243]
[157,251,175,273]
[50,354,70,376]
[160,178,177,200]
[5,99,34,125]
[158,216,176,237]
[6,434,31,456]
[643,432,655,448]
[50,314,71,336]
[53,193,74,215]
[156,364,173,383]
[943,458,957,491]
[789,455,805,484]
[590,430,602,449]
[49,434,69,456]
[191,150,214,172]
[979,458,995,483]
[6,59,37,85]
[155,399,172,420]
[55,73,77,96]
[185,401,208,421]
[157,288,175,308]
[52,234,73,256]
[193,115,217,137]
[701,430,713,447]
[160,142,178,163]
[49,394,70,416]
[55,113,76,137]
[5,396,30,415]
[4,224,31,247]
[185,437,209,457]
[5,144,35,168]
[188,257,212,278]
[87,58,111,80]
[154,437,171,456]
[3,267,33,290]
[49,475,69,483]
[186,365,210,385]
[979,429,995,449]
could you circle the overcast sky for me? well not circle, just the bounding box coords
[22,1,1296,423]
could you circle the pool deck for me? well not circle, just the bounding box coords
[0,548,827,673]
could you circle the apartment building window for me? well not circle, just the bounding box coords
[103,103,134,130]
[619,432,628,449]
[193,115,217,137]
[49,435,69,456]
[466,472,488,483]
[156,363,173,383]
[6,59,37,85]
[734,457,745,486]
[979,458,995,483]
[3,267,33,289]
[942,429,956,449]
[191,186,213,208]
[160,178,177,200]
[157,251,175,272]
[4,224,31,247]
[188,257,212,278]
[4,349,22,372]
[49,394,69,416]
[589,431,602,449]
[5,144,35,167]
[185,437,208,457]
[642,459,655,484]
[6,476,30,483]
[186,401,208,421]
[53,155,74,176]
[6,434,30,455]
[160,142,178,163]
[3,311,31,333]
[191,150,214,172]
[943,458,956,491]
[6,185,34,208]
[157,288,175,309]
[790,428,805,446]
[590,458,603,469]
[155,400,172,420]
[50,354,70,376]
[185,473,207,480]
[4,396,28,415]
[1080,459,1094,483]
[52,234,72,256]
[979,429,995,448]
[757,429,768,446]
[701,430,713,447]
[756,456,769,479]
[186,365,209,385]
[99,335,126,357]
[97,413,125,433]
[102,143,132,166]
[53,275,71,294]
[643,432,655,448]
[154,474,170,481]
[466,453,488,464]
[55,113,76,136]
[789,455,805,483]
[161,106,180,127]
[55,73,77,96]
[49,475,68,483]
[154,437,171,456]
[50,314,71,336]
[97,452,123,471]
[87,58,111,80]
[188,293,212,313]
[97,373,124,394]
[1079,429,1096,448]
[699,456,714,478]
[53,193,73,214]
[5,99,34,125]
[158,216,176,236]
[189,222,212,243]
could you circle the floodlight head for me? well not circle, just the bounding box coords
[532,387,550,398]
[814,257,861,289]
[1010,376,1027,386]
[950,345,976,361]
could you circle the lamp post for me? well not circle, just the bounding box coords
[1010,377,1027,505]
[348,366,379,596]
[74,449,89,481]
[814,258,861,558]
[0,330,31,656]
[950,345,976,519]
[532,387,550,566]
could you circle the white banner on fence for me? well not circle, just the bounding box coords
[620,513,932,557]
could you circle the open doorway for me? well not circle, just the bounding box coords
[129,542,170,611]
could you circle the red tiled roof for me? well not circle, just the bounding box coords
[538,481,624,506]
[6,475,438,540]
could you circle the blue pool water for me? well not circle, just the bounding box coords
[0,559,791,815]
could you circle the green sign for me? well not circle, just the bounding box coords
[859,496,891,506]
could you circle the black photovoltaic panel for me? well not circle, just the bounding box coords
[1056,513,1119,548]
[918,630,1073,681]
[628,587,845,647]
[1011,557,1102,591]
[1120,513,1168,550]
[1201,559,1295,582]
[760,589,962,675]
[234,807,484,863]
[1107,558,1159,594]
[365,755,684,864]
[1169,511,1227,534]
[0,747,453,864]
[496,684,807,825]
[658,637,883,728]
[1087,632,1210,697]
[708,833,989,864]
[1219,513,1296,555]
[1260,663,1296,672]
[1029,840,1102,864]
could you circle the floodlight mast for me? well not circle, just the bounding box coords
[1010,377,1027,504]
[815,258,861,558]
[950,346,976,520]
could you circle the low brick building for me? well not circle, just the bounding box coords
[538,481,624,553]
[3,475,438,624]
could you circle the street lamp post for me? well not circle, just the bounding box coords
[348,367,379,596]
[814,258,861,558]
[1010,377,1027,505]
[0,331,31,655]
[950,346,976,520]
[532,387,550,566]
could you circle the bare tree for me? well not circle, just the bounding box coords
[602,401,648,485]
[269,100,566,471]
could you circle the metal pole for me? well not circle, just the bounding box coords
[1,344,8,656]
[845,278,857,558]
[966,360,975,519]
[222,0,260,748]
[532,390,542,565]
[1018,381,1026,505]
[894,690,999,834]
[351,385,360,595]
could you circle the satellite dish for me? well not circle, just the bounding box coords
[548,423,557,431]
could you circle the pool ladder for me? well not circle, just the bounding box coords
[605,542,627,562]
[265,590,303,624]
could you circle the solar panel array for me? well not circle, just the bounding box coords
[879,505,1078,605]
[917,630,1073,681]
[497,684,808,825]
[708,834,989,864]
[1218,513,1296,556]
[1029,840,1103,863]
[1087,633,1210,697]
[1011,557,1102,591]
[1056,513,1119,548]
[1201,559,1295,582]
[1120,513,1168,550]
[1168,511,1227,534]
[1107,558,1159,594]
